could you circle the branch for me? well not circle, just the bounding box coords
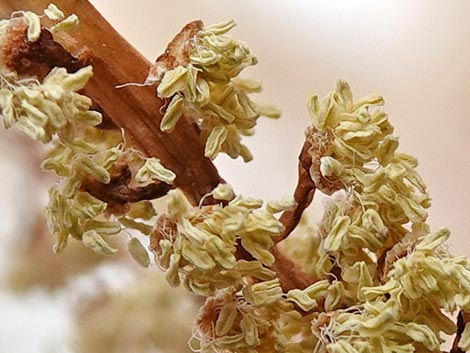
[81,164,174,214]
[270,246,316,291]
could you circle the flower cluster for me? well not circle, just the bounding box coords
[195,291,288,353]
[281,229,470,353]
[301,226,470,353]
[152,20,280,162]
[0,6,173,261]
[150,187,295,296]
[281,80,470,353]
[304,80,431,275]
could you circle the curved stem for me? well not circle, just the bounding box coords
[275,140,316,243]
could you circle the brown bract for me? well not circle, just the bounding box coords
[149,214,177,258]
[195,293,226,341]
[147,20,203,84]
[305,126,343,195]
[2,22,89,79]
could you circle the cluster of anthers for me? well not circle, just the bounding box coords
[147,19,280,162]
[280,81,470,353]
[0,3,469,353]
[0,5,175,260]
[150,184,294,296]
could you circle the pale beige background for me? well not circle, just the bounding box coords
[0,1,468,352]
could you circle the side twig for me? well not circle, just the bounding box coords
[276,140,316,243]
[450,311,470,353]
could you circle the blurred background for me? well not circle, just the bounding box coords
[0,1,468,352]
